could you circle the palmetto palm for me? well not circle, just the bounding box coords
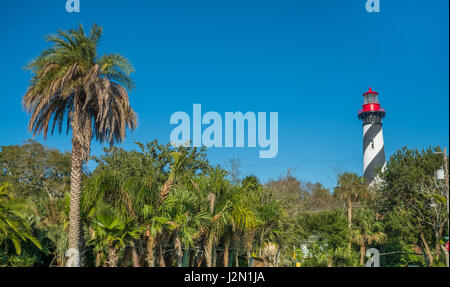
[161,188,210,267]
[23,24,137,266]
[0,183,42,255]
[88,209,140,267]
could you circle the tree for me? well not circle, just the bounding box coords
[352,208,386,265]
[161,188,210,267]
[297,210,357,267]
[226,156,242,185]
[83,141,210,267]
[0,183,42,257]
[378,146,447,266]
[304,183,336,212]
[334,173,367,230]
[23,24,137,266]
[0,139,71,199]
[254,186,283,260]
[410,178,448,266]
[0,141,73,267]
[88,207,140,267]
[189,168,231,267]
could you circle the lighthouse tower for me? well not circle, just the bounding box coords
[358,87,386,183]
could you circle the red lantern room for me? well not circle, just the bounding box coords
[358,87,386,123]
[362,87,380,112]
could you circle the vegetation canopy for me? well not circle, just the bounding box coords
[0,23,447,268]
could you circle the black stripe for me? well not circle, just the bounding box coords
[363,123,382,153]
[364,146,386,182]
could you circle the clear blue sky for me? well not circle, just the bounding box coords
[0,0,448,189]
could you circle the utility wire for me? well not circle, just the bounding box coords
[245,158,362,166]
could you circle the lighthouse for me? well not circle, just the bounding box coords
[358,87,386,183]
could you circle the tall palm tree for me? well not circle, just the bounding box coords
[334,173,367,230]
[23,24,137,266]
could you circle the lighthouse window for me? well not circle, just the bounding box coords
[371,140,374,149]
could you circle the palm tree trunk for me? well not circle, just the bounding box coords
[347,197,352,229]
[159,248,166,267]
[360,241,366,266]
[158,239,166,267]
[174,234,183,267]
[182,248,191,267]
[120,246,132,267]
[212,247,217,267]
[131,241,141,267]
[95,251,103,267]
[347,198,352,250]
[160,174,174,204]
[67,139,83,267]
[259,230,265,258]
[109,248,119,267]
[146,234,155,267]
[234,231,239,267]
[204,237,213,267]
[79,223,85,267]
[197,255,204,267]
[224,240,230,267]
[205,193,216,267]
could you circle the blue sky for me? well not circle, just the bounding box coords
[0,0,448,189]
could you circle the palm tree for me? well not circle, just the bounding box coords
[188,168,231,267]
[334,173,367,230]
[161,188,210,267]
[88,209,140,267]
[23,24,137,266]
[0,183,42,255]
[191,171,257,267]
[227,186,258,267]
[352,209,386,265]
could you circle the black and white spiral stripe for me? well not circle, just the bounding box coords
[363,123,386,182]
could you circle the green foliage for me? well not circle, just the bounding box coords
[380,146,444,207]
[334,172,367,205]
[298,210,358,267]
[88,206,140,266]
[378,146,448,266]
[0,183,42,258]
[0,139,71,198]
[299,210,350,250]
[1,140,448,267]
